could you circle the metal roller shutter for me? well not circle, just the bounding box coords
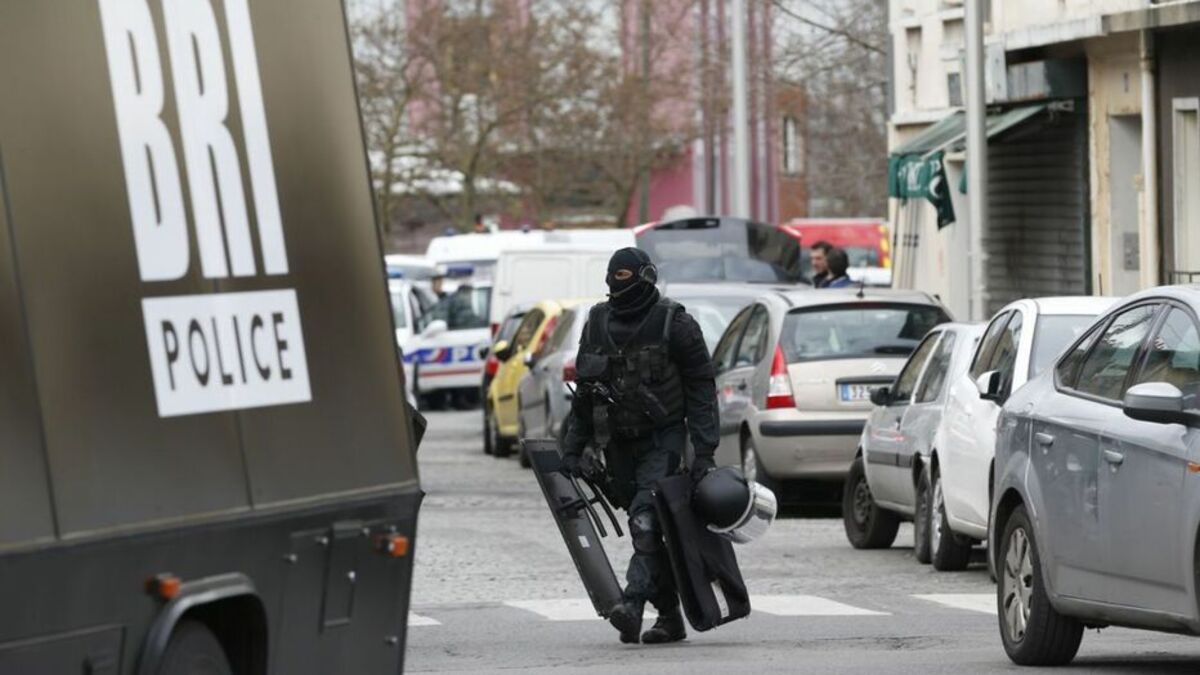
[984,109,1090,315]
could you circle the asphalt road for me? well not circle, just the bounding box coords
[405,410,1200,674]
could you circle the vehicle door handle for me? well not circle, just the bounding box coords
[1103,449,1125,466]
[1034,432,1055,448]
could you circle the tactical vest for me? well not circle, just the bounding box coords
[577,299,685,439]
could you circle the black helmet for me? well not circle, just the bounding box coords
[692,467,777,544]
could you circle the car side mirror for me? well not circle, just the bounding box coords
[869,386,891,406]
[1123,382,1198,426]
[421,319,448,338]
[976,370,1002,402]
[492,339,513,362]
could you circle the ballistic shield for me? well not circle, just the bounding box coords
[528,440,625,618]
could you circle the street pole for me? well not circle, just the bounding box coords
[730,0,751,218]
[1140,30,1159,289]
[964,0,987,321]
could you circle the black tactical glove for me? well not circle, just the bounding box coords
[689,455,716,483]
[560,452,583,478]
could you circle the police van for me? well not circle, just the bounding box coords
[0,2,422,673]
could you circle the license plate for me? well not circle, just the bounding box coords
[839,384,873,402]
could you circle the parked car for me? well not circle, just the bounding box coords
[406,283,493,410]
[482,303,534,438]
[781,217,892,286]
[930,296,1115,571]
[991,287,1200,665]
[389,279,437,407]
[385,253,438,281]
[711,288,951,494]
[517,300,597,461]
[634,216,805,284]
[842,322,983,557]
[665,282,802,352]
[485,300,568,458]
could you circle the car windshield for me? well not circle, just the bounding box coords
[638,219,802,282]
[779,303,950,363]
[1030,314,1097,378]
[421,286,491,331]
[679,296,758,352]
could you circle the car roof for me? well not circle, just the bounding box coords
[1120,284,1200,306]
[771,287,942,309]
[931,321,983,335]
[1027,296,1118,315]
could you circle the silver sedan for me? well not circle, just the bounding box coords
[992,286,1200,665]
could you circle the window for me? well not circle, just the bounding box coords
[713,307,752,373]
[734,307,769,368]
[540,308,578,357]
[511,309,544,350]
[1028,314,1096,379]
[782,116,803,174]
[1074,304,1158,401]
[389,288,408,329]
[915,331,957,403]
[423,286,490,330]
[1056,322,1105,389]
[1134,307,1200,408]
[892,333,940,403]
[778,303,949,363]
[987,310,1023,396]
[970,311,1012,379]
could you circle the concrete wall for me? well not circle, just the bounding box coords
[992,0,1145,35]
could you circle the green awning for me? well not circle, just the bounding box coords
[888,104,1048,228]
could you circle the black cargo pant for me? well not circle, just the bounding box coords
[605,423,684,613]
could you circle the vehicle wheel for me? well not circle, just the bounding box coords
[998,505,1083,666]
[483,407,494,455]
[489,409,512,458]
[157,620,233,675]
[741,434,777,494]
[517,406,531,468]
[841,455,900,549]
[930,467,972,571]
[913,468,933,564]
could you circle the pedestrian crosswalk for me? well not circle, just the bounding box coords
[408,592,994,627]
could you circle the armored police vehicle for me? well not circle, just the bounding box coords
[0,2,422,673]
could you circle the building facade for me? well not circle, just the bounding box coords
[888,0,1200,319]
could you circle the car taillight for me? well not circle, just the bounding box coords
[490,322,499,337]
[562,359,576,383]
[766,346,795,410]
[485,354,499,376]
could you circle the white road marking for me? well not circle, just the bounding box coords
[913,593,997,615]
[505,598,656,621]
[751,595,888,616]
[408,612,441,626]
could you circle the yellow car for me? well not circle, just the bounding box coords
[485,300,563,458]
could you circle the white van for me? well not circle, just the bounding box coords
[490,241,634,329]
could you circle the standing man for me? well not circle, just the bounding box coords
[809,240,833,287]
[562,247,719,645]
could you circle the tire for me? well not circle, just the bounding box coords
[482,407,494,455]
[489,409,512,458]
[913,467,933,564]
[841,455,900,549]
[930,467,973,571]
[741,434,777,494]
[998,505,1083,666]
[157,620,233,675]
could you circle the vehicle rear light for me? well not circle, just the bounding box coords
[377,534,410,558]
[146,573,182,601]
[490,322,499,337]
[562,359,576,383]
[766,346,795,410]
[485,354,499,376]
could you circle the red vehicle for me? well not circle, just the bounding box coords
[780,218,892,285]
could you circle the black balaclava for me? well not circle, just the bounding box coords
[606,247,660,318]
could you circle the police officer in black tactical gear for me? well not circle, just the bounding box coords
[561,247,720,645]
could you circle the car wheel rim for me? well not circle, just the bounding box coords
[931,476,944,553]
[743,446,758,484]
[852,477,872,527]
[1002,527,1033,643]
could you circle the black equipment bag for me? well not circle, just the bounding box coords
[654,474,751,631]
[527,439,625,618]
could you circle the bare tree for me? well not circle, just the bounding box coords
[772,0,888,216]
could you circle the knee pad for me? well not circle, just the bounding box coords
[630,511,662,554]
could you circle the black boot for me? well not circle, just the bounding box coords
[608,601,643,644]
[641,608,686,644]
